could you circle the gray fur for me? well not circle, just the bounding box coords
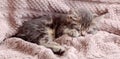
[14,9,96,55]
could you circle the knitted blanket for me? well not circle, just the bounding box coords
[0,0,120,59]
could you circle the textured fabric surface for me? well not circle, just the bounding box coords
[0,0,120,59]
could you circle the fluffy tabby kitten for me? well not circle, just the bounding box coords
[14,9,96,55]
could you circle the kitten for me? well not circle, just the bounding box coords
[14,9,96,55]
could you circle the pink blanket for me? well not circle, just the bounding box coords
[0,0,120,59]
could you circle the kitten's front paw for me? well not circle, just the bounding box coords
[51,45,65,55]
[43,42,65,55]
[68,29,80,37]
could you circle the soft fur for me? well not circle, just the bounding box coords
[13,9,96,55]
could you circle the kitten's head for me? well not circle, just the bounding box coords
[66,9,94,32]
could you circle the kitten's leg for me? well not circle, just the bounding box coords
[39,37,65,55]
[39,28,65,55]
[42,42,65,55]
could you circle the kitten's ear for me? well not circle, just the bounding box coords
[66,15,72,22]
[67,10,78,21]
[68,10,78,16]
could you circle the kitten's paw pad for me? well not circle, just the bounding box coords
[68,29,80,37]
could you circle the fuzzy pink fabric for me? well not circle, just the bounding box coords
[0,0,120,59]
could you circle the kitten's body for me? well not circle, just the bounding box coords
[15,9,96,55]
